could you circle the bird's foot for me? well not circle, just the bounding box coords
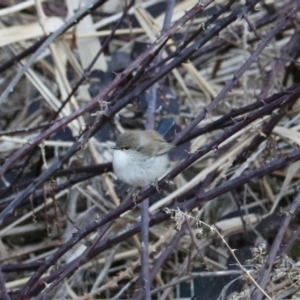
[151,179,161,193]
[133,187,141,206]
[165,180,174,187]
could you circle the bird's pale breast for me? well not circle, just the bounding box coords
[113,149,169,186]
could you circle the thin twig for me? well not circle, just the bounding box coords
[140,1,176,296]
[139,197,151,300]
[14,84,300,297]
[172,0,297,145]
[151,270,243,295]
[0,0,108,106]
[164,208,272,300]
[252,192,300,300]
[22,145,300,297]
[0,265,11,300]
[0,2,210,227]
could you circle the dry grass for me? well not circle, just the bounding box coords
[0,0,300,299]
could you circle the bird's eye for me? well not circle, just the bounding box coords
[122,147,129,150]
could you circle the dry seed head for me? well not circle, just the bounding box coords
[195,228,204,239]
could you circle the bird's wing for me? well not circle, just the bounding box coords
[155,140,174,156]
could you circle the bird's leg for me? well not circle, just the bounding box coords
[133,187,141,206]
[151,179,161,193]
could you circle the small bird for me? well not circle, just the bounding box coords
[112,130,173,187]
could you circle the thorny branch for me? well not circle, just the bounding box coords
[21,86,300,298]
[0,0,212,225]
[0,265,11,300]
[252,193,300,300]
[1,0,300,299]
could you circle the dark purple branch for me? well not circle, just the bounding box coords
[14,82,300,298]
[139,197,151,300]
[233,99,296,165]
[164,85,300,186]
[0,0,241,183]
[252,192,300,300]
[0,149,38,200]
[154,0,283,74]
[172,0,297,145]
[140,3,164,293]
[150,226,186,282]
[0,37,48,74]
[132,224,186,300]
[4,79,292,201]
[23,85,300,297]
[141,84,158,299]
[0,1,209,226]
[53,0,135,119]
[1,0,135,202]
[1,262,43,273]
[0,121,56,137]
[20,189,136,298]
[278,225,300,257]
[28,144,300,298]
[32,221,115,300]
[0,0,109,106]
[2,1,300,299]
[0,171,99,211]
[0,265,10,300]
[138,2,176,297]
[179,92,280,145]
[88,146,300,261]
[0,1,207,179]
[39,194,140,299]
[55,162,112,177]
[161,0,175,34]
[0,163,111,204]
[3,2,298,298]
[232,11,300,164]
